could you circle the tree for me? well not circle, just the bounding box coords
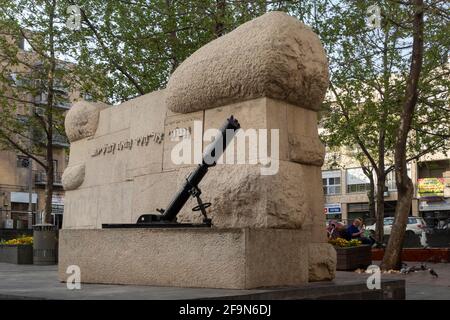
[315,0,449,246]
[0,0,81,220]
[381,0,426,270]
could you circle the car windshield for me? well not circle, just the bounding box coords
[384,218,394,225]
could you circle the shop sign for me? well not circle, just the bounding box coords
[325,203,341,214]
[417,178,444,198]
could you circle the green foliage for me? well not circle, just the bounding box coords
[1,0,448,174]
[0,0,72,164]
[317,0,449,171]
[65,0,297,103]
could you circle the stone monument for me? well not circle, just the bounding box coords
[58,11,336,289]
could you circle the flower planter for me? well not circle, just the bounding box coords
[335,245,372,271]
[0,244,33,264]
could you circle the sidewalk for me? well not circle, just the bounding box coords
[0,262,447,300]
[337,261,450,300]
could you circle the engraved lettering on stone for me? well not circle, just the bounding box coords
[169,127,191,141]
[91,132,163,157]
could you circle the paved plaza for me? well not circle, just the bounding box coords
[0,262,448,300]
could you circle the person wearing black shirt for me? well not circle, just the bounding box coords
[348,218,374,245]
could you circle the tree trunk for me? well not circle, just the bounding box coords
[44,0,56,223]
[363,166,376,225]
[215,0,226,37]
[382,180,414,269]
[44,146,54,223]
[367,174,376,224]
[381,0,424,270]
[165,0,179,73]
[375,171,386,244]
[375,25,389,245]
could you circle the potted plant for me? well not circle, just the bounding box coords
[329,238,372,271]
[0,235,33,264]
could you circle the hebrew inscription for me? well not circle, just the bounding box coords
[91,132,164,157]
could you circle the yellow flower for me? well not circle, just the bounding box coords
[2,235,33,245]
[328,237,361,247]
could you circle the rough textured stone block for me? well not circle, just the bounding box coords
[166,11,328,114]
[65,101,108,142]
[308,243,336,281]
[176,161,324,230]
[203,98,325,166]
[62,163,85,191]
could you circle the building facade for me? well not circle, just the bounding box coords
[322,151,450,227]
[0,36,81,230]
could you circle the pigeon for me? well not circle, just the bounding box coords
[400,267,412,274]
[420,264,427,271]
[429,269,438,278]
[409,265,419,272]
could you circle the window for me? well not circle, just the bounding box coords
[348,203,370,212]
[52,204,64,215]
[18,37,32,51]
[17,155,30,168]
[16,115,28,125]
[347,183,371,193]
[346,168,371,193]
[322,170,341,195]
[386,170,397,191]
[53,159,58,174]
[9,72,31,87]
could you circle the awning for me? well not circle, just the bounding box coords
[10,192,37,204]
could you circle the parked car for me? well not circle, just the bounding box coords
[366,217,427,235]
[366,217,428,247]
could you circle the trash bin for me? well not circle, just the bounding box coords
[33,224,58,265]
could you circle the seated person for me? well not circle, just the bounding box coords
[347,218,374,245]
[327,220,338,239]
[327,220,350,240]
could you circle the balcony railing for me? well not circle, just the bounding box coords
[54,101,71,109]
[34,171,63,186]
